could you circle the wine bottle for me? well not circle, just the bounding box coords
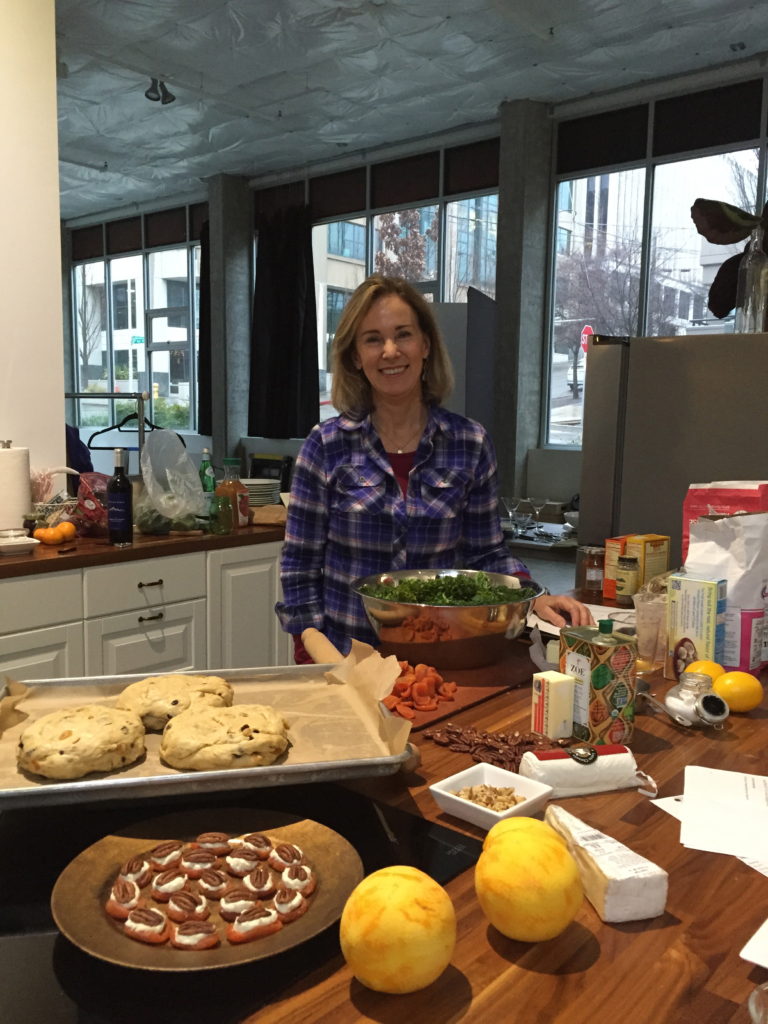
[107,447,133,547]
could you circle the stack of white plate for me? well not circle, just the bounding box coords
[242,477,281,506]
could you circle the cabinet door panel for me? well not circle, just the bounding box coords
[0,623,85,680]
[83,554,206,618]
[207,542,283,668]
[0,571,83,634]
[84,599,206,676]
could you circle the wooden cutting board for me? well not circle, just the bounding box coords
[301,628,535,732]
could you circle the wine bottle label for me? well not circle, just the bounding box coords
[107,492,132,530]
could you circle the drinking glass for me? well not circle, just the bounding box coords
[749,981,768,1024]
[528,497,549,534]
[500,496,521,529]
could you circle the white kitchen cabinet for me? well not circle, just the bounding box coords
[207,540,288,668]
[0,570,84,680]
[83,553,207,675]
[84,598,207,676]
[0,623,85,680]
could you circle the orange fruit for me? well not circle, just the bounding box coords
[685,659,725,682]
[33,528,47,540]
[57,520,77,540]
[712,671,764,713]
[37,526,65,545]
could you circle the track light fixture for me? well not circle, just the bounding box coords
[144,78,161,101]
[159,81,176,105]
[144,78,175,104]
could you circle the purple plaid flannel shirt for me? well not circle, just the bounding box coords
[276,405,529,654]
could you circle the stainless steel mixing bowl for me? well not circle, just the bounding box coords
[351,569,545,670]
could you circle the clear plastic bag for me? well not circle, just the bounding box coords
[139,430,209,521]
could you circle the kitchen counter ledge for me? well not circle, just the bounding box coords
[0,525,285,580]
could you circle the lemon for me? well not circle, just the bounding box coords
[685,659,725,681]
[712,671,764,713]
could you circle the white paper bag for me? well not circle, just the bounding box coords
[685,512,768,672]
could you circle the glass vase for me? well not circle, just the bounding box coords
[734,225,768,333]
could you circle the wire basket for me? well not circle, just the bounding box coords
[33,498,78,527]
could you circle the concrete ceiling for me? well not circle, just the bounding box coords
[56,0,768,223]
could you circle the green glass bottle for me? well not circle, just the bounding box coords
[199,448,216,493]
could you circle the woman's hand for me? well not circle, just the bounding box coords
[532,593,594,629]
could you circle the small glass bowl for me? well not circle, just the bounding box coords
[0,528,28,539]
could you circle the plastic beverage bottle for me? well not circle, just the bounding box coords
[107,447,133,547]
[216,458,249,527]
[199,448,216,493]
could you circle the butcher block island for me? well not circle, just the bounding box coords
[1,533,766,1022]
[0,655,765,1022]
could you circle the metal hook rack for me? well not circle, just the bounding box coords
[65,390,151,457]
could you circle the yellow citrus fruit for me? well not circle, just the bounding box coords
[685,659,725,681]
[712,671,764,713]
[339,866,456,993]
[483,816,565,852]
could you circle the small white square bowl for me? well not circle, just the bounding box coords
[429,762,554,831]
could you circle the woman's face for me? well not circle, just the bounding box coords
[352,295,429,403]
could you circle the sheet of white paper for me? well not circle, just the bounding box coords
[741,917,768,969]
[680,766,768,860]
[654,794,768,876]
[526,604,635,636]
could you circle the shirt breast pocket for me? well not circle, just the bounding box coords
[333,465,389,514]
[419,468,471,519]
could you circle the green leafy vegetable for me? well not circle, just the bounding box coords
[358,572,537,606]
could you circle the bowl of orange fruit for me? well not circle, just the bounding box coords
[32,519,78,546]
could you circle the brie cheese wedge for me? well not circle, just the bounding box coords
[545,804,668,923]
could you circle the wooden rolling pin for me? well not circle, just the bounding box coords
[301,627,343,664]
[301,627,421,774]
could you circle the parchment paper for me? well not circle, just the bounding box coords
[0,650,410,796]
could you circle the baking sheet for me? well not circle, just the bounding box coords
[0,665,413,808]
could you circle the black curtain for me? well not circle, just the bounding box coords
[196,220,212,436]
[248,205,319,438]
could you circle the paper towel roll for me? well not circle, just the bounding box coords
[0,446,31,530]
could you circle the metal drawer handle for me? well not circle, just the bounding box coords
[138,612,164,623]
[137,578,164,589]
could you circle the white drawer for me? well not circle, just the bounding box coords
[83,553,206,618]
[0,570,83,635]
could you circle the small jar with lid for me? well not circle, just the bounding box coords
[576,545,605,599]
[615,555,640,606]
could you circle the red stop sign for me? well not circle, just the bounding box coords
[580,325,594,352]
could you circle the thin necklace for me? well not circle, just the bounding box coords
[374,415,425,454]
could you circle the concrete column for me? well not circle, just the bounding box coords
[206,175,254,464]
[494,100,554,496]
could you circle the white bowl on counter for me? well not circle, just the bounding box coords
[0,536,40,556]
[429,762,554,830]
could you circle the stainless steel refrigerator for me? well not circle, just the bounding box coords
[578,332,768,567]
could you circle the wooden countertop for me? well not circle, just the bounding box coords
[247,664,768,1024]
[0,525,285,579]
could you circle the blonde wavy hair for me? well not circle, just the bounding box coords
[330,275,454,417]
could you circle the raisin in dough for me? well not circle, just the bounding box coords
[115,674,234,731]
[17,704,145,780]
[160,704,289,771]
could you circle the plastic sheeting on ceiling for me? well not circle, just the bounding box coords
[55,0,768,222]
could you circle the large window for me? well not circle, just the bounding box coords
[71,244,200,430]
[548,130,764,445]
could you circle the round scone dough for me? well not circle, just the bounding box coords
[115,674,234,731]
[160,704,290,771]
[17,704,145,780]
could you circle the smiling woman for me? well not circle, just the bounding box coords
[275,274,591,659]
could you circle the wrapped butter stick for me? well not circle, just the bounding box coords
[545,804,668,922]
[518,744,657,798]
